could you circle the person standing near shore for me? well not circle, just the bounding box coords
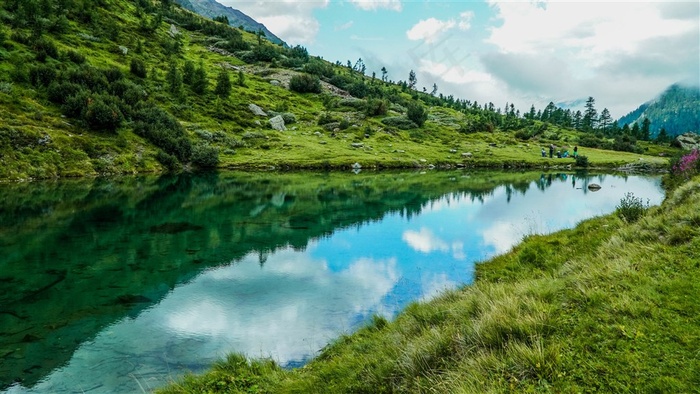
[549,144,554,158]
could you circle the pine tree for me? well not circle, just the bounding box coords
[408,70,417,90]
[166,61,182,96]
[214,68,231,99]
[599,108,612,132]
[182,60,195,85]
[191,62,207,95]
[640,118,651,141]
[583,96,597,131]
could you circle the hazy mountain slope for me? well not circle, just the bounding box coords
[618,84,700,138]
[174,0,285,45]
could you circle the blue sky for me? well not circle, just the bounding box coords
[220,0,699,119]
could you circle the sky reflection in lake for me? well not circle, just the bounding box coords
[3,172,664,394]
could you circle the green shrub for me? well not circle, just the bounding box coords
[62,90,91,118]
[29,64,57,87]
[616,192,648,223]
[133,104,192,162]
[575,155,589,168]
[347,81,368,98]
[289,73,321,93]
[366,98,388,116]
[191,143,219,168]
[407,102,427,127]
[130,58,147,78]
[33,38,59,61]
[280,113,297,124]
[66,65,109,91]
[329,74,353,90]
[303,59,334,78]
[47,82,84,104]
[156,151,179,171]
[64,50,87,64]
[514,130,531,140]
[381,116,417,130]
[104,67,124,83]
[317,113,337,126]
[578,134,602,148]
[83,95,124,132]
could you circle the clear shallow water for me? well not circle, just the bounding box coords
[0,171,664,393]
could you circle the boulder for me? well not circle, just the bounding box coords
[462,152,473,158]
[249,104,267,117]
[588,183,602,191]
[676,132,700,150]
[269,115,286,131]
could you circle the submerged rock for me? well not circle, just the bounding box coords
[588,183,602,191]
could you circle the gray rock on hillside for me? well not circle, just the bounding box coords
[269,115,286,131]
[676,132,700,150]
[249,104,267,117]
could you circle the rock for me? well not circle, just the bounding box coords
[351,143,364,148]
[314,131,322,137]
[118,46,128,55]
[462,152,473,158]
[269,115,286,131]
[449,149,457,153]
[352,162,362,169]
[270,80,281,86]
[249,104,267,117]
[676,132,700,150]
[169,24,180,37]
[588,183,602,191]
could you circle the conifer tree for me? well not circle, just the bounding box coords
[191,62,207,95]
[166,61,183,96]
[215,68,231,99]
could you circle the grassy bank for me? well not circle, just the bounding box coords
[158,176,700,393]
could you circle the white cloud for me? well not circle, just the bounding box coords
[32,247,401,392]
[483,0,699,116]
[402,228,449,253]
[407,18,456,43]
[219,0,329,45]
[458,11,474,30]
[420,59,493,85]
[335,20,354,31]
[349,0,402,12]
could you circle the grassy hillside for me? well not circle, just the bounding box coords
[158,174,700,393]
[0,0,677,180]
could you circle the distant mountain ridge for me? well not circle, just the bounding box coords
[618,84,700,138]
[175,0,285,46]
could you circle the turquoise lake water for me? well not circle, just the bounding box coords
[0,170,664,393]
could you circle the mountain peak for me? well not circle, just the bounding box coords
[175,0,286,46]
[618,84,700,138]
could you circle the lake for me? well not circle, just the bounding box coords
[0,170,664,393]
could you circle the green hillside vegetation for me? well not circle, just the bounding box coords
[0,0,677,180]
[618,84,700,139]
[158,156,700,393]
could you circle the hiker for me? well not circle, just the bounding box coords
[556,150,561,158]
[573,146,578,157]
[541,148,546,157]
[549,144,554,158]
[562,150,569,158]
